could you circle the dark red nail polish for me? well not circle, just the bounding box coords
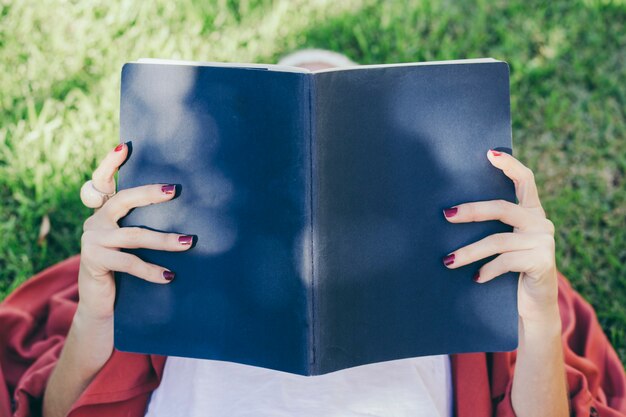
[443,207,458,218]
[161,184,176,195]
[178,235,193,245]
[163,270,175,281]
[473,271,480,282]
[490,149,502,156]
[114,143,124,152]
[443,254,455,266]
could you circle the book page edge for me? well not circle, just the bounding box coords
[132,58,311,73]
[129,57,502,74]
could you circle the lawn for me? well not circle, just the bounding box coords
[1,0,625,364]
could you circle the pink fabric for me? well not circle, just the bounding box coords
[0,255,624,416]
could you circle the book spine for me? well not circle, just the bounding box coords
[306,74,318,375]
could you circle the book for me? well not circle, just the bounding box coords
[114,57,518,376]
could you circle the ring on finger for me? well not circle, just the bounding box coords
[80,179,116,209]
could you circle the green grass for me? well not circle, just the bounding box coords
[1,0,625,364]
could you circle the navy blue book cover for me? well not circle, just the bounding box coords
[115,59,518,376]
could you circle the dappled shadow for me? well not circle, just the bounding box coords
[312,63,518,373]
[115,62,312,374]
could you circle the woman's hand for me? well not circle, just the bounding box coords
[78,142,193,324]
[43,142,192,417]
[442,149,558,323]
[442,149,569,417]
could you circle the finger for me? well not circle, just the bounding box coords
[443,199,546,231]
[473,248,553,283]
[98,183,177,223]
[472,251,530,283]
[88,228,194,251]
[96,248,176,283]
[443,232,540,269]
[91,142,129,195]
[486,149,544,214]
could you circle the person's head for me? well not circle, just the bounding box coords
[277,48,357,71]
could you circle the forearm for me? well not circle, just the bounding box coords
[43,308,114,417]
[512,307,569,417]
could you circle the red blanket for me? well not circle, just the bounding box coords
[1,256,624,416]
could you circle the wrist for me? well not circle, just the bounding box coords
[43,309,113,417]
[74,303,114,329]
[520,305,563,339]
[66,306,114,376]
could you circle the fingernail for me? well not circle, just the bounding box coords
[473,271,480,282]
[163,270,175,281]
[114,143,125,152]
[443,207,458,218]
[178,235,193,245]
[161,184,176,195]
[443,254,455,266]
[490,149,502,156]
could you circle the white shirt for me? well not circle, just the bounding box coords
[144,355,453,417]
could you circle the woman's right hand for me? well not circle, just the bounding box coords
[76,141,193,347]
[44,142,194,417]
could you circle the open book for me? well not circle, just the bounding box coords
[114,57,518,376]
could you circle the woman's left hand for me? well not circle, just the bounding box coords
[442,149,558,324]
